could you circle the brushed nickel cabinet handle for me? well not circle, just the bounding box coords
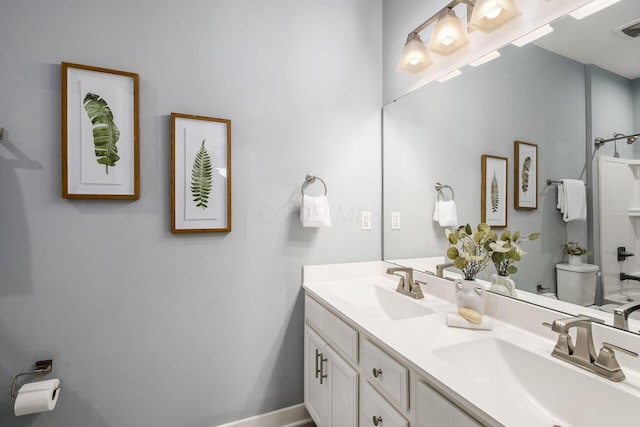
[319,354,328,384]
[315,349,321,379]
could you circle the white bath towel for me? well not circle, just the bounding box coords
[301,195,332,228]
[433,200,458,227]
[559,179,586,222]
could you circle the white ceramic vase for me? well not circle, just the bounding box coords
[489,274,517,297]
[568,255,582,266]
[455,279,485,314]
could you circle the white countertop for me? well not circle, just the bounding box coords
[302,261,640,427]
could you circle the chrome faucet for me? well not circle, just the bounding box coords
[548,316,637,382]
[613,301,640,330]
[386,267,425,299]
[435,262,454,278]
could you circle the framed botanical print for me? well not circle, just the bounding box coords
[481,155,508,228]
[514,140,538,209]
[61,62,139,199]
[171,113,231,233]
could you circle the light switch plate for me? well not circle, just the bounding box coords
[361,211,372,230]
[391,211,400,230]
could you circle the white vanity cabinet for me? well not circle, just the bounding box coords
[305,326,358,427]
[304,295,359,427]
[416,381,482,427]
[304,293,485,427]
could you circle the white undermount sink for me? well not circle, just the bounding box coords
[434,338,640,426]
[330,283,434,321]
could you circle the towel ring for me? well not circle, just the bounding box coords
[435,182,454,201]
[301,174,327,196]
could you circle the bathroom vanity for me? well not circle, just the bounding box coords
[303,261,640,427]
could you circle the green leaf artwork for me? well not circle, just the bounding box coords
[83,93,120,175]
[521,156,532,193]
[491,171,499,213]
[191,140,213,210]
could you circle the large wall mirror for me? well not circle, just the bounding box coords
[383,0,640,332]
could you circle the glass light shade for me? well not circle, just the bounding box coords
[469,0,521,32]
[397,34,432,73]
[428,10,469,56]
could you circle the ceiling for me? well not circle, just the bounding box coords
[535,0,640,79]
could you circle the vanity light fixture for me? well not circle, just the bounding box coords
[397,33,432,73]
[437,69,462,82]
[469,0,521,32]
[569,0,621,20]
[469,50,501,66]
[428,8,470,55]
[397,0,523,74]
[511,24,554,47]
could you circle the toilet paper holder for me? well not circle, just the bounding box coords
[10,360,56,398]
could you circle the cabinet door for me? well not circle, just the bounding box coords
[305,326,326,426]
[416,381,481,427]
[325,345,358,427]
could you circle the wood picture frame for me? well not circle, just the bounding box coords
[481,155,508,228]
[61,62,139,199]
[171,113,232,233]
[514,140,538,209]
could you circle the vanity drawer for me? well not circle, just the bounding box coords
[362,381,408,427]
[416,380,481,427]
[305,295,358,363]
[363,339,409,410]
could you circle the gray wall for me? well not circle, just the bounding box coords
[383,45,587,293]
[590,66,636,160]
[634,78,640,131]
[0,1,382,426]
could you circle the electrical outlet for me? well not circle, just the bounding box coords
[361,211,372,230]
[391,211,400,230]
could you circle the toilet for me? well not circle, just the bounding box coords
[556,263,599,306]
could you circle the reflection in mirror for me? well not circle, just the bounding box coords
[383,0,640,333]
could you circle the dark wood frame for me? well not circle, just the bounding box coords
[514,140,538,210]
[61,62,140,199]
[171,113,232,233]
[481,154,508,228]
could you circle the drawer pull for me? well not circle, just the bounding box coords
[372,415,382,426]
[372,368,382,378]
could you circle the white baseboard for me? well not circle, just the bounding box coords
[217,403,313,427]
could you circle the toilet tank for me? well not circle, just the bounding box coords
[556,263,599,306]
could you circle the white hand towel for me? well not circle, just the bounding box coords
[301,195,332,228]
[432,200,440,222]
[437,200,458,227]
[446,313,493,330]
[560,179,586,222]
[556,182,564,210]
